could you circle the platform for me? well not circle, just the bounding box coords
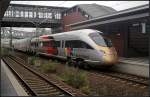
[119,57,149,66]
[111,57,149,78]
[1,60,28,96]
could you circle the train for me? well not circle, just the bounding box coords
[2,29,118,67]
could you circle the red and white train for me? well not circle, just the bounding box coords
[4,29,118,67]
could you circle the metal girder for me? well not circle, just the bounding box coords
[2,4,67,27]
[1,27,34,39]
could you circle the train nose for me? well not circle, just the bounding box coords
[97,46,118,65]
[102,49,118,65]
[102,54,118,65]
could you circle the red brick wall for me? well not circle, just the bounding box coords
[112,34,124,56]
[62,12,88,32]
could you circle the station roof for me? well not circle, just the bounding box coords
[9,4,68,10]
[77,4,116,18]
[68,4,149,30]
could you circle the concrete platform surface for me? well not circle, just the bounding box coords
[1,60,28,96]
[119,57,149,66]
[112,57,149,78]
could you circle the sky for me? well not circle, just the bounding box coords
[10,1,149,11]
[9,1,149,32]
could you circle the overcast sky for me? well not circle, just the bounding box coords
[10,1,149,32]
[11,1,149,11]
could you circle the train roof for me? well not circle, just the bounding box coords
[41,29,103,38]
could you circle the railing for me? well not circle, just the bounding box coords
[3,4,67,22]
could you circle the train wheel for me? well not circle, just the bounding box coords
[76,60,83,68]
[83,62,90,70]
[66,57,73,66]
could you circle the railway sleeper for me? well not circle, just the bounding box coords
[48,92,62,95]
[36,90,60,95]
[28,83,50,86]
[37,92,61,96]
[32,87,54,91]
[35,88,58,93]
[35,90,54,94]
[25,80,46,84]
[59,94,66,96]
[30,85,51,89]
[25,79,43,81]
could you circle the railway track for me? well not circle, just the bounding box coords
[90,71,148,87]
[12,51,149,87]
[2,55,86,96]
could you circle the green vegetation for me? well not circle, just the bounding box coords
[80,85,91,95]
[59,66,90,94]
[1,48,9,56]
[28,56,36,65]
[40,60,57,73]
[28,57,91,95]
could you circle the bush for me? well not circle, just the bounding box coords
[80,85,91,95]
[41,61,57,73]
[60,67,89,89]
[1,48,9,56]
[28,56,36,65]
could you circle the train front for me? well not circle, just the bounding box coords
[89,32,118,65]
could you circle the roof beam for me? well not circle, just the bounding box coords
[71,13,149,30]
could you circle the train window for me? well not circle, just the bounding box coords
[53,41,60,47]
[65,40,93,49]
[65,41,72,48]
[89,33,112,47]
[40,42,43,47]
[35,42,38,47]
[43,41,50,47]
[104,38,113,47]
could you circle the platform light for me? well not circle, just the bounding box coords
[141,22,146,34]
[132,23,139,26]
[116,33,120,36]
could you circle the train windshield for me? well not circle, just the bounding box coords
[89,33,112,47]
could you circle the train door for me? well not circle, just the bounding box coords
[57,40,65,57]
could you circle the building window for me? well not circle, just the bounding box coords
[29,12,33,18]
[146,23,150,33]
[20,11,24,17]
[7,10,11,17]
[55,13,61,19]
[73,7,76,12]
[47,13,52,18]
[131,23,141,33]
[84,14,89,18]
[78,8,81,12]
[25,11,28,18]
[16,11,19,17]
[39,12,43,18]
[64,13,67,16]
[141,23,146,34]
[34,12,37,18]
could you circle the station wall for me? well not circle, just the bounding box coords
[62,12,88,32]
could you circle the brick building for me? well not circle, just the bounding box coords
[61,4,149,57]
[62,4,116,31]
